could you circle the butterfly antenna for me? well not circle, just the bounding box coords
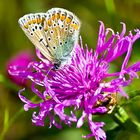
[46,65,55,77]
[46,62,61,77]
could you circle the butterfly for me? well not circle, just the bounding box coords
[18,8,81,69]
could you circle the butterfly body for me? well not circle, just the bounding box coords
[18,8,81,69]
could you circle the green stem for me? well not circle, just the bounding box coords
[111,106,140,133]
[104,0,116,15]
[0,108,24,140]
[0,96,37,140]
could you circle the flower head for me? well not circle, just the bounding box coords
[9,22,140,140]
[7,50,34,86]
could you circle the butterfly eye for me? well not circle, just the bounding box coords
[30,32,33,36]
[35,26,38,29]
[32,28,35,32]
[53,46,56,49]
[54,23,56,27]
[65,27,68,31]
[65,41,67,44]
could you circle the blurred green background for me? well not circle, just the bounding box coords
[0,0,140,140]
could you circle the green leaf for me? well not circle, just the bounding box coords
[0,109,9,140]
[120,90,140,106]
[111,106,140,133]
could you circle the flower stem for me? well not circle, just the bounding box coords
[0,107,24,140]
[0,96,36,140]
[111,106,140,133]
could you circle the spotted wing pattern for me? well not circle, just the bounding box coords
[18,8,81,66]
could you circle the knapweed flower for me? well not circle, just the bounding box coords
[7,50,34,86]
[9,22,140,140]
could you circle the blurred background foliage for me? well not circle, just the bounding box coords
[0,0,140,140]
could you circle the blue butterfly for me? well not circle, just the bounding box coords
[18,8,81,69]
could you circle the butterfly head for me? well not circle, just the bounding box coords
[53,61,61,70]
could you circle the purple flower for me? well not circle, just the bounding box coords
[7,50,34,86]
[8,22,140,140]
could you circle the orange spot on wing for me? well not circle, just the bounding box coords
[42,17,45,22]
[24,24,28,29]
[28,20,32,25]
[36,18,40,24]
[52,14,55,20]
[36,18,43,24]
[71,23,79,30]
[66,17,72,24]
[44,26,48,31]
[56,13,60,19]
[47,19,52,26]
[60,14,66,21]
[32,19,36,24]
[39,19,42,23]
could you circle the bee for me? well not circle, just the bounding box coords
[95,92,117,114]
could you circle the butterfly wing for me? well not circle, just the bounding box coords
[18,13,54,62]
[45,8,81,63]
[18,8,81,66]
